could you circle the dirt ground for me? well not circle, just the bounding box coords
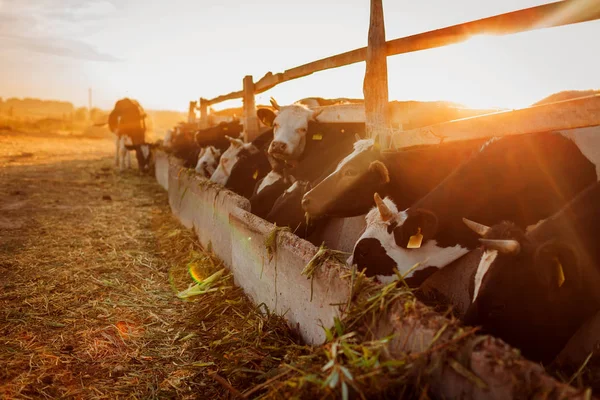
[0,132,305,399]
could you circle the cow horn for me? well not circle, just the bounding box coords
[374,193,393,222]
[462,218,491,237]
[225,135,244,146]
[479,239,521,255]
[270,97,281,111]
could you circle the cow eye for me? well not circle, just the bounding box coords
[296,127,307,134]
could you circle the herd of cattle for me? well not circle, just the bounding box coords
[129,95,599,367]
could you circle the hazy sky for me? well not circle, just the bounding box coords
[1,0,599,111]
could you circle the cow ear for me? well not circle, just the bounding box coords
[270,97,281,111]
[535,241,579,290]
[394,208,438,248]
[225,135,244,147]
[368,161,390,184]
[257,109,276,127]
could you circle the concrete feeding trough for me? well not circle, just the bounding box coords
[162,157,352,343]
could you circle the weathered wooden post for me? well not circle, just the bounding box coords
[363,0,391,148]
[198,98,209,130]
[242,75,260,142]
[188,101,197,124]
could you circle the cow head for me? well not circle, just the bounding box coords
[302,137,388,218]
[195,146,222,178]
[210,135,249,185]
[257,98,323,161]
[125,142,159,173]
[349,194,468,286]
[462,219,587,363]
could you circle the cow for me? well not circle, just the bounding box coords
[195,120,243,152]
[164,124,199,168]
[461,181,600,363]
[302,137,486,219]
[349,131,598,286]
[209,128,275,199]
[264,180,318,237]
[250,99,366,237]
[249,161,295,219]
[108,98,148,172]
[194,146,222,178]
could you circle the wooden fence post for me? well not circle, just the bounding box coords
[188,101,197,124]
[199,98,209,130]
[242,75,259,142]
[364,0,391,147]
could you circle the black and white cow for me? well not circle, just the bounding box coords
[251,99,366,237]
[194,146,222,178]
[461,181,600,363]
[349,131,599,285]
[249,160,295,219]
[195,120,243,153]
[209,129,274,199]
[265,180,318,236]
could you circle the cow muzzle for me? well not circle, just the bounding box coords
[268,141,288,158]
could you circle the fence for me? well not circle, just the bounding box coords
[190,0,600,145]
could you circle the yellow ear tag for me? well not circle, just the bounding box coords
[555,257,565,287]
[407,228,423,249]
[312,133,323,141]
[253,170,259,180]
